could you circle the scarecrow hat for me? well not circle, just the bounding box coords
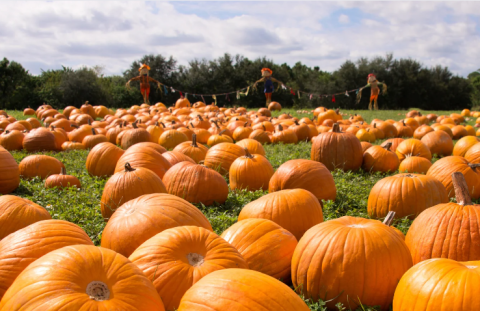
[261,68,273,77]
[368,73,376,78]
[139,64,151,71]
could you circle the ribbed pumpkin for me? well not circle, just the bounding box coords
[427,156,480,199]
[453,136,480,157]
[268,159,336,202]
[229,148,274,191]
[0,245,165,311]
[395,138,432,161]
[22,128,57,152]
[421,130,454,157]
[161,151,196,166]
[86,142,124,177]
[368,173,448,219]
[465,142,480,164]
[361,141,373,153]
[0,220,93,299]
[0,130,24,151]
[233,123,253,141]
[221,218,297,280]
[61,141,86,150]
[173,134,208,163]
[204,142,246,174]
[163,161,229,205]
[101,163,167,220]
[19,155,65,180]
[44,167,81,189]
[106,125,124,144]
[146,122,164,142]
[121,122,152,149]
[82,128,108,149]
[356,128,376,142]
[311,123,363,171]
[238,189,323,240]
[381,137,404,152]
[129,226,247,311]
[452,125,468,139]
[376,121,398,138]
[393,258,480,310]
[0,146,20,194]
[272,124,298,144]
[292,216,413,311]
[101,193,212,257]
[413,124,434,139]
[178,269,310,311]
[0,196,51,241]
[114,143,171,179]
[398,156,432,174]
[406,172,480,264]
[207,129,234,146]
[249,127,272,144]
[236,138,266,156]
[363,142,400,173]
[158,129,189,150]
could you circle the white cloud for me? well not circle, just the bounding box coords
[0,1,478,77]
[339,14,350,24]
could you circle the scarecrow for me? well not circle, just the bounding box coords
[253,68,286,106]
[356,73,387,110]
[125,64,162,104]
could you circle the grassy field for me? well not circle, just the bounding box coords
[5,107,473,310]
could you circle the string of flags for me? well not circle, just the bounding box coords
[156,82,360,103]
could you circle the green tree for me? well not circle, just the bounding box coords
[0,58,29,110]
[60,67,109,107]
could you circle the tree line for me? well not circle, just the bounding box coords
[0,54,478,111]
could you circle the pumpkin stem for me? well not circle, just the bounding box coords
[219,129,226,136]
[278,124,283,132]
[71,124,79,129]
[213,121,220,129]
[132,121,138,129]
[198,115,204,121]
[383,211,396,226]
[5,130,9,134]
[262,124,266,131]
[243,147,254,158]
[192,134,198,147]
[155,121,159,127]
[469,163,480,169]
[60,167,66,175]
[88,119,92,125]
[160,122,165,128]
[452,172,472,206]
[374,123,377,128]
[402,120,406,126]
[295,120,299,125]
[383,142,393,151]
[190,122,195,129]
[332,123,341,133]
[124,162,136,172]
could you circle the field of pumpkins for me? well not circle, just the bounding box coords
[2,99,480,310]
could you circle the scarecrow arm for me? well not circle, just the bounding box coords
[271,77,286,89]
[378,82,388,94]
[253,77,266,90]
[356,83,371,104]
[147,76,162,89]
[125,76,141,89]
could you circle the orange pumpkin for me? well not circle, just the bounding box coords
[0,146,20,194]
[238,189,323,240]
[22,128,57,152]
[161,151,196,166]
[427,156,480,199]
[453,136,480,157]
[163,161,229,205]
[178,269,310,311]
[363,143,400,173]
[421,130,454,157]
[0,220,93,299]
[158,129,189,150]
[86,142,125,177]
[101,193,212,257]
[368,173,448,219]
[0,130,24,151]
[221,218,297,280]
[114,143,171,179]
[44,167,81,189]
[229,148,274,191]
[360,141,373,153]
[398,156,432,174]
[129,226,247,310]
[381,137,404,152]
[0,245,165,311]
[395,138,432,161]
[393,258,480,310]
[292,216,413,310]
[268,159,336,202]
[19,155,65,180]
[204,142,246,174]
[101,163,167,220]
[406,172,480,264]
[235,138,266,156]
[207,129,234,146]
[173,134,208,163]
[311,123,363,172]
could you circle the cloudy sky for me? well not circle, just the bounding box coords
[1,1,479,77]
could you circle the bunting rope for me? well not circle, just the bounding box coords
[155,82,361,102]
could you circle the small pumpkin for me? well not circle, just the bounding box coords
[158,129,189,150]
[363,142,400,173]
[82,128,108,149]
[235,138,266,156]
[173,134,208,163]
[114,143,171,179]
[44,167,81,189]
[229,148,274,191]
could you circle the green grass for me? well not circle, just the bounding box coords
[4,107,473,310]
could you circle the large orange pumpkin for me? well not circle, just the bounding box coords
[18,155,65,180]
[398,156,432,174]
[311,123,363,172]
[268,159,336,202]
[292,216,413,310]
[453,136,480,157]
[0,245,165,311]
[238,189,323,240]
[0,146,20,194]
[22,128,57,152]
[129,226,247,310]
[229,148,274,191]
[178,268,310,311]
[158,129,189,150]
[0,195,51,241]
[406,172,480,264]
[421,130,454,157]
[426,156,480,199]
[0,220,93,299]
[101,163,167,220]
[120,123,152,149]
[101,193,212,257]
[235,138,266,156]
[204,142,246,174]
[393,258,480,310]
[86,142,125,177]
[368,173,448,219]
[0,130,24,151]
[221,218,297,280]
[161,151,196,166]
[114,143,171,179]
[163,161,229,206]
[395,138,432,161]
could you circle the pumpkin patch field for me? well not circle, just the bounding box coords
[2,102,480,311]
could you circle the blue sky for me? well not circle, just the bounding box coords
[0,1,479,77]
